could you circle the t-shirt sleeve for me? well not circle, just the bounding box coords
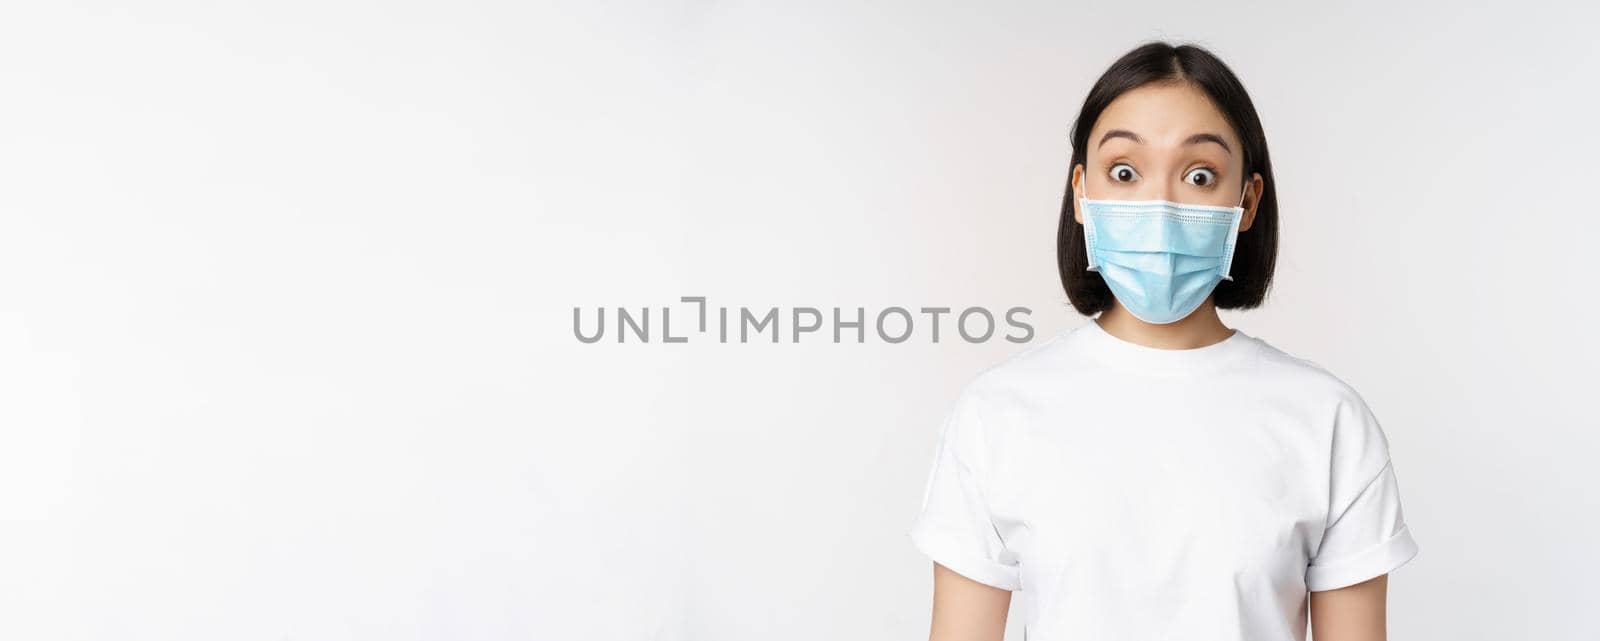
[907,385,1022,591]
[1305,389,1420,592]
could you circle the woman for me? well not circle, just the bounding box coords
[908,42,1419,641]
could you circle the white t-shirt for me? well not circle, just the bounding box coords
[908,320,1419,640]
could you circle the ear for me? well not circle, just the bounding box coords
[1072,163,1086,225]
[1238,172,1263,232]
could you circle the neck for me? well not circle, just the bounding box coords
[1095,299,1235,350]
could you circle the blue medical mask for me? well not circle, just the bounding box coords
[1078,180,1248,324]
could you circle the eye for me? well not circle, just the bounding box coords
[1184,167,1218,187]
[1108,163,1140,183]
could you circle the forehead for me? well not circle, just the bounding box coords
[1090,82,1235,147]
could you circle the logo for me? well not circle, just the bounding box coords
[574,297,1034,344]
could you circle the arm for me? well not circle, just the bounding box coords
[1308,573,1388,641]
[927,561,1011,641]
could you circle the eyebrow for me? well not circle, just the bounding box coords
[1184,132,1232,154]
[1097,129,1232,155]
[1097,129,1143,148]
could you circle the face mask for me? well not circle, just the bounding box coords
[1078,178,1248,324]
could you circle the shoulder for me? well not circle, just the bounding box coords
[1247,334,1376,411]
[1248,334,1394,472]
[931,334,1076,480]
[954,330,1081,409]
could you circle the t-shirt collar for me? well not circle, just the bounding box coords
[1073,318,1258,377]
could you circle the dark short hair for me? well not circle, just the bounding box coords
[1058,41,1278,316]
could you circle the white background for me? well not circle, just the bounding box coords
[3,1,1597,639]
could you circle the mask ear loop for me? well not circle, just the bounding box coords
[1219,177,1250,281]
[1078,166,1099,273]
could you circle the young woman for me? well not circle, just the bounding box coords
[908,42,1419,641]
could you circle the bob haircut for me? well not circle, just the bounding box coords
[1058,41,1279,316]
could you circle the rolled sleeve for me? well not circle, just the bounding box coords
[907,387,1021,591]
[1306,459,1420,591]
